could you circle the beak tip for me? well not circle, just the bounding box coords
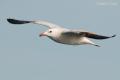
[39,33,46,37]
[39,34,42,37]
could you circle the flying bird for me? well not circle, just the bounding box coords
[7,18,116,47]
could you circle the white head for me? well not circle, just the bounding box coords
[39,28,64,38]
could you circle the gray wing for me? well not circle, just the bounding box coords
[7,18,61,29]
[62,30,116,40]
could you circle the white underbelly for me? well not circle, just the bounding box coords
[51,36,85,45]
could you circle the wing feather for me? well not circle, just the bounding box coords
[62,31,116,40]
[7,18,61,29]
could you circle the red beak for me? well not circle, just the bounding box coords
[39,32,47,37]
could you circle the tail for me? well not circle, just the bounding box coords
[81,37,101,47]
[7,18,31,24]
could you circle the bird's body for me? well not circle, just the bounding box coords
[47,29,94,45]
[7,18,116,47]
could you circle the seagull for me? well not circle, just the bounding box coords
[7,18,116,47]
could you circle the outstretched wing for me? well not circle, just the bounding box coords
[7,18,61,29]
[62,30,116,40]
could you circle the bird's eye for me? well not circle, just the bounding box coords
[49,30,52,33]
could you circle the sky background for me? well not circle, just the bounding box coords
[0,0,120,80]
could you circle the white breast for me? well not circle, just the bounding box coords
[52,35,84,45]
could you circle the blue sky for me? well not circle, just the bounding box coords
[0,0,120,80]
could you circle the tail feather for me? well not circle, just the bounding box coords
[7,18,31,24]
[94,44,101,47]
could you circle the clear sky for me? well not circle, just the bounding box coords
[0,0,120,80]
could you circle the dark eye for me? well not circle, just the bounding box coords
[49,30,52,33]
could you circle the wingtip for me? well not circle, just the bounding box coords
[7,18,31,24]
[7,18,11,22]
[111,34,116,37]
[7,18,16,24]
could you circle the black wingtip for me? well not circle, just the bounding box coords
[7,18,30,24]
[7,18,12,23]
[111,34,116,38]
[7,18,18,24]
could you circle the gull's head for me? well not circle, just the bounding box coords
[39,28,64,38]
